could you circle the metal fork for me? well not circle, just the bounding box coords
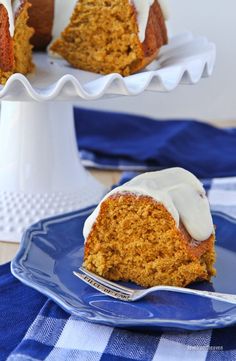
[73,267,236,304]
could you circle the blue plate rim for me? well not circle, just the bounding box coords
[11,208,236,331]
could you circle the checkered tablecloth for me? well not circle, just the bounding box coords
[5,299,236,361]
[3,174,236,361]
[1,109,236,360]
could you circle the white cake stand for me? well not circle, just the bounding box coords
[0,33,216,242]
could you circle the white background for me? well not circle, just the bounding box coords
[77,0,235,123]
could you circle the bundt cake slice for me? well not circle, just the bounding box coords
[50,0,168,76]
[83,168,216,288]
[0,0,34,84]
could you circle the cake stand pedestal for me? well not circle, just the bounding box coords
[0,33,216,242]
[0,101,105,241]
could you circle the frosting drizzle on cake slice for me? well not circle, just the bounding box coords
[0,0,23,37]
[0,0,15,36]
[84,167,214,242]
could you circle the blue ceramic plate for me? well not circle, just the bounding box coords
[11,207,236,331]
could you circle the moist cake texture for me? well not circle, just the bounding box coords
[50,0,167,76]
[0,0,168,83]
[83,168,216,288]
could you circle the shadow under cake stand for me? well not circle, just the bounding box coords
[0,33,216,242]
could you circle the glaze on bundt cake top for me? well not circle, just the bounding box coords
[50,0,168,76]
[83,168,216,288]
[0,0,34,84]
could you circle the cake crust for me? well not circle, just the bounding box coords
[0,1,34,84]
[28,0,54,50]
[131,0,168,73]
[0,4,14,73]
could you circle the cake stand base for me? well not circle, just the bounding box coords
[0,101,106,242]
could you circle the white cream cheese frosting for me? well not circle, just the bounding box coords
[1,0,168,41]
[52,0,78,40]
[0,0,14,37]
[131,0,154,42]
[158,0,169,20]
[0,0,15,37]
[0,0,23,37]
[131,0,169,42]
[83,168,214,243]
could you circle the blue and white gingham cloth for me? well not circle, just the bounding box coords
[2,109,236,360]
[7,299,233,361]
[5,175,236,361]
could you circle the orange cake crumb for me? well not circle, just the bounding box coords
[50,0,167,76]
[84,194,216,288]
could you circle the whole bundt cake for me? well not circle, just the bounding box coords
[83,168,216,288]
[0,0,168,82]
